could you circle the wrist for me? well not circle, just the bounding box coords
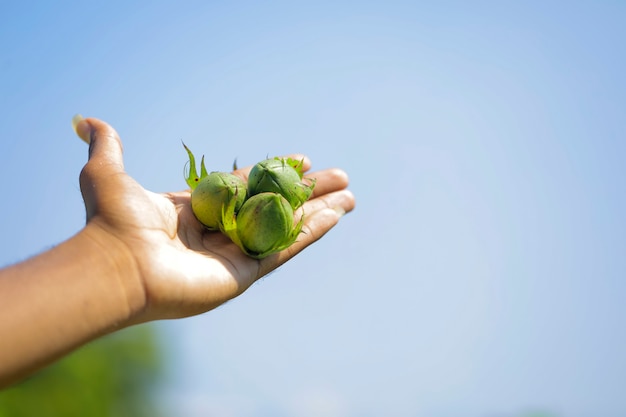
[78,221,147,329]
[0,222,147,386]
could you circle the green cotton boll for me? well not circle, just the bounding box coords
[191,172,247,230]
[221,191,305,259]
[247,158,315,210]
[184,144,308,258]
[235,192,295,255]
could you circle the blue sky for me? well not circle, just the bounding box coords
[1,1,625,416]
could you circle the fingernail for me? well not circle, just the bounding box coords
[71,114,83,133]
[333,206,346,217]
[72,114,91,144]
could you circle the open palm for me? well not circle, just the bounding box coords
[76,117,355,323]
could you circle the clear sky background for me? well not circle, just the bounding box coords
[1,1,625,416]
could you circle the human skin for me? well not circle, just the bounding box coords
[0,117,355,388]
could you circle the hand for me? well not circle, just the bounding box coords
[75,117,356,324]
[0,116,354,387]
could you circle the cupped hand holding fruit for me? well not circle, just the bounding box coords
[74,117,355,324]
[0,115,354,388]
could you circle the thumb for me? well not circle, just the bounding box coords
[74,115,126,220]
[73,115,125,172]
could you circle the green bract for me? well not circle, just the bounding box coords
[221,192,304,259]
[184,144,246,230]
[247,158,316,210]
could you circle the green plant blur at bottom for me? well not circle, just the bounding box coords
[0,325,163,417]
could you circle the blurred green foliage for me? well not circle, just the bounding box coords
[0,325,164,417]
